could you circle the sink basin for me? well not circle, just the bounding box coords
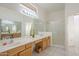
[0,40,21,52]
[0,38,21,46]
[0,37,32,49]
[9,41,21,46]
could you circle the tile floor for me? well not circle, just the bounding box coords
[33,46,79,56]
[66,46,79,56]
[33,46,66,56]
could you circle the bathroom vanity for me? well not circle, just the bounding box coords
[0,34,51,56]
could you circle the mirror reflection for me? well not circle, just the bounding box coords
[0,19,21,40]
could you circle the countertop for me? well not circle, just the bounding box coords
[0,34,51,53]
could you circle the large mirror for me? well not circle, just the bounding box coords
[0,19,1,40]
[0,19,21,40]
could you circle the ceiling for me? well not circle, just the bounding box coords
[0,3,65,13]
[0,3,21,11]
[37,3,65,12]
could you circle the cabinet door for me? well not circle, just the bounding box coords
[18,48,32,56]
[25,48,32,56]
[18,50,26,56]
[7,45,25,56]
[0,51,8,56]
[26,43,32,49]
[12,53,18,56]
[46,37,50,47]
[43,37,50,49]
[43,39,47,49]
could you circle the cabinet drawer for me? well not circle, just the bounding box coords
[26,43,32,49]
[34,39,42,44]
[12,53,18,56]
[25,48,32,56]
[19,48,32,56]
[0,51,8,56]
[18,50,26,56]
[7,45,25,56]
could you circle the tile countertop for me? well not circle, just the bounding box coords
[0,34,51,53]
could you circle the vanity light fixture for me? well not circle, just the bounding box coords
[19,4,38,19]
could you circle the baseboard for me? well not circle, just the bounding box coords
[51,44,65,49]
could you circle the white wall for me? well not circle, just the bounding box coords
[65,3,79,46]
[47,10,65,46]
[0,6,23,22]
[33,4,47,32]
[65,3,79,55]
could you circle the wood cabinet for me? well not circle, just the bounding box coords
[19,48,32,56]
[1,33,21,39]
[43,36,50,49]
[18,44,32,56]
[25,43,32,49]
[25,44,32,56]
[35,41,43,53]
[0,36,51,56]
[25,48,32,56]
[35,36,50,53]
[18,50,26,56]
[0,43,32,56]
[7,45,25,56]
[43,39,47,49]
[0,51,8,56]
[12,33,21,38]
[46,37,50,47]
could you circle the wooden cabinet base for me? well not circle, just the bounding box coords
[35,41,43,53]
[0,36,51,56]
[0,52,8,56]
[34,36,50,53]
[0,43,32,56]
[18,48,32,56]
